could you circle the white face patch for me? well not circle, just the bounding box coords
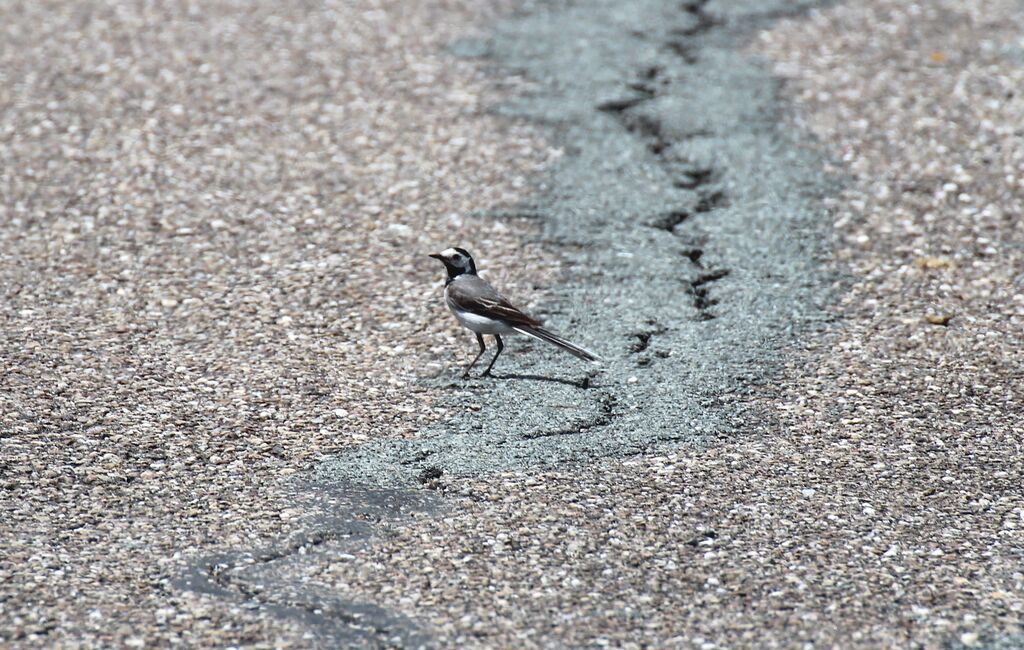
[441,248,472,271]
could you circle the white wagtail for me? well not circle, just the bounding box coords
[428,247,601,377]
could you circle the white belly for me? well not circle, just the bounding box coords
[451,307,517,335]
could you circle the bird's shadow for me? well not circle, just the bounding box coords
[486,372,593,389]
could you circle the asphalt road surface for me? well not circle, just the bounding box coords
[2,0,1022,648]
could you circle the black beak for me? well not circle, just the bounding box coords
[428,253,444,261]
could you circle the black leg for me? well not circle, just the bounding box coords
[481,334,504,377]
[463,332,486,377]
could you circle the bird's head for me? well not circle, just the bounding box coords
[428,247,477,280]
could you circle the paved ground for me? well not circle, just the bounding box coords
[2,0,1023,648]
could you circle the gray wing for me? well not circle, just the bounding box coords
[446,276,543,327]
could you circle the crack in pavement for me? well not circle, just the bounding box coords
[690,268,731,320]
[628,319,670,370]
[520,392,618,440]
[599,57,729,242]
[176,482,438,648]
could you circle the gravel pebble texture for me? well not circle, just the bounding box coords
[0,0,555,645]
[3,0,1024,648]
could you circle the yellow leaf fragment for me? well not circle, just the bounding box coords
[914,256,955,270]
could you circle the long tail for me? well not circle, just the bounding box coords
[513,326,602,362]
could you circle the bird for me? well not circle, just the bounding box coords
[428,247,601,377]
